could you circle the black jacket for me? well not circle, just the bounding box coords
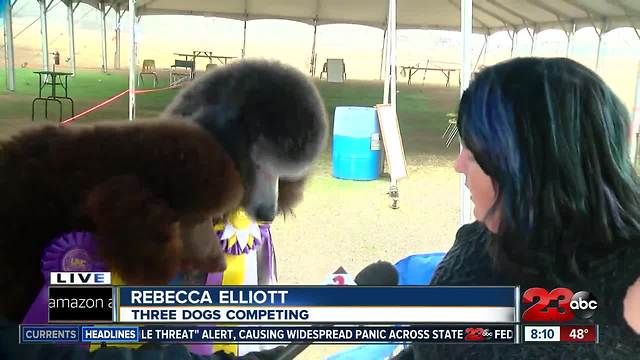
[393,222,640,359]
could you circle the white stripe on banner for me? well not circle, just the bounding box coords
[118,306,515,323]
[244,250,258,286]
[235,251,264,355]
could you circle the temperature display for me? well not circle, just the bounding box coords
[560,325,597,343]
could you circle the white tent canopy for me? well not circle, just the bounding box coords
[5,0,639,95]
[103,0,636,225]
[87,0,640,34]
[3,0,639,225]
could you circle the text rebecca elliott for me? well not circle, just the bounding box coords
[129,290,288,304]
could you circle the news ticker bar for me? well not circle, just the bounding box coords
[48,286,518,323]
[21,324,599,345]
[20,324,518,344]
[523,325,598,343]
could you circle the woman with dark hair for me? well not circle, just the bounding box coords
[395,57,640,359]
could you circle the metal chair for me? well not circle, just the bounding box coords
[170,59,195,86]
[139,59,158,87]
[443,113,458,147]
[320,59,346,82]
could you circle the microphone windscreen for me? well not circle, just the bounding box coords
[354,261,399,286]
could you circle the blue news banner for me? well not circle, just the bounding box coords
[116,286,518,323]
[117,286,517,307]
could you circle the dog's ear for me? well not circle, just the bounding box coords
[179,217,226,274]
[86,175,182,285]
[277,177,307,215]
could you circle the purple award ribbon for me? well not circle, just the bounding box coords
[22,232,106,324]
[204,223,275,286]
[24,226,276,356]
[189,224,276,356]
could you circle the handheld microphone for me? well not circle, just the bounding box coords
[274,261,399,360]
[354,260,399,286]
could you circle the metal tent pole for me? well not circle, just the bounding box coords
[460,0,473,225]
[128,0,136,121]
[3,0,16,90]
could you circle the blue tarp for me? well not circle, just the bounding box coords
[326,344,403,360]
[395,252,446,285]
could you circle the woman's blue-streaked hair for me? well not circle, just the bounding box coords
[457,57,640,282]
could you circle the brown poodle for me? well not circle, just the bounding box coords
[0,120,244,322]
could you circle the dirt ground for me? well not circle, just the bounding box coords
[271,153,460,359]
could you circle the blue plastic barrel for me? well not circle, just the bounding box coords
[332,106,382,180]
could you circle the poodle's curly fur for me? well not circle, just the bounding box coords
[0,121,244,322]
[163,59,327,221]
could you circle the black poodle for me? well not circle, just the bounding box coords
[163,59,328,222]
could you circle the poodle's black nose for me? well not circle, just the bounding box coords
[255,204,276,222]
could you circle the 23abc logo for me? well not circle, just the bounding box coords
[464,327,492,341]
[522,288,598,322]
